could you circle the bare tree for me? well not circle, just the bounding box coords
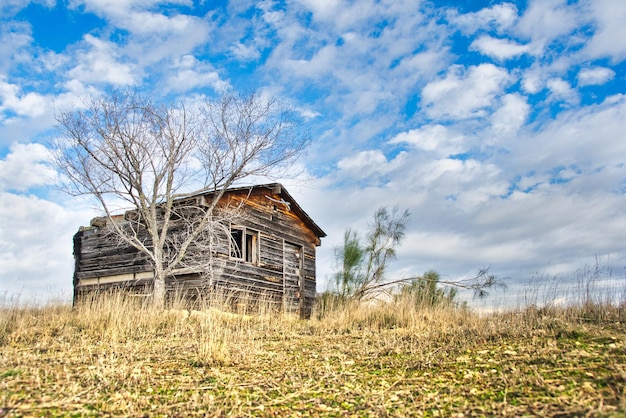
[54,90,310,307]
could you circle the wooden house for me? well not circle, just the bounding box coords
[72,183,326,318]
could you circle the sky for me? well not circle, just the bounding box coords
[1,0,626,307]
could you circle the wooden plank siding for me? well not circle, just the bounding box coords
[73,183,325,319]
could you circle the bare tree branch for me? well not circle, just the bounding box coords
[53,89,310,308]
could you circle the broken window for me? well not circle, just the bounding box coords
[230,226,259,264]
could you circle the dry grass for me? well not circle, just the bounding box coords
[0,291,625,417]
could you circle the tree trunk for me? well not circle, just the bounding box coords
[152,270,166,309]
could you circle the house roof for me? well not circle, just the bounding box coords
[193,183,327,239]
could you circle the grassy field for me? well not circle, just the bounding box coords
[1,292,625,417]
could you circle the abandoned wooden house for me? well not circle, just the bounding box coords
[72,183,326,318]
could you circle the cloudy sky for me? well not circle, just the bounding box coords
[1,0,625,306]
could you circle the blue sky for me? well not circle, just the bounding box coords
[1,0,626,306]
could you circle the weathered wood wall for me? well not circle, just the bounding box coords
[73,186,321,318]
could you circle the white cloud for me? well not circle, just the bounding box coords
[413,158,508,208]
[421,64,512,120]
[165,55,228,93]
[230,42,261,61]
[282,44,338,79]
[546,78,578,104]
[577,67,615,87]
[263,0,451,123]
[516,0,583,51]
[336,149,394,181]
[68,35,136,86]
[0,142,56,191]
[0,79,62,148]
[450,3,518,34]
[295,0,382,31]
[506,94,626,175]
[393,49,450,83]
[68,1,211,70]
[0,0,33,17]
[470,35,530,61]
[519,56,576,96]
[389,124,466,157]
[72,0,191,21]
[473,191,626,261]
[295,0,342,22]
[0,21,33,73]
[0,78,48,118]
[490,93,529,136]
[0,192,94,299]
[521,68,544,94]
[338,149,386,169]
[584,0,626,62]
[121,10,197,35]
[295,107,321,120]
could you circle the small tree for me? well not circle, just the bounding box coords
[334,229,365,297]
[332,206,410,300]
[329,206,504,307]
[396,270,458,307]
[54,90,310,308]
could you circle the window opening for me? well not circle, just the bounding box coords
[230,226,258,264]
[230,228,243,259]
